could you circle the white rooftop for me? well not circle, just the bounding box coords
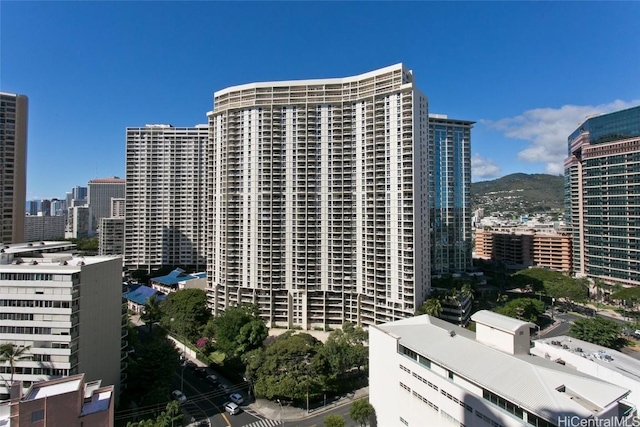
[25,377,82,400]
[472,310,536,333]
[376,315,629,420]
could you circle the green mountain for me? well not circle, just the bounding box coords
[471,173,565,215]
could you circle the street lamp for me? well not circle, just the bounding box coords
[277,399,284,426]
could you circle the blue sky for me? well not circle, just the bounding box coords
[2,1,639,200]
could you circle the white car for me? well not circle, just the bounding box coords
[224,401,240,415]
[171,390,187,404]
[229,393,244,405]
[206,375,218,385]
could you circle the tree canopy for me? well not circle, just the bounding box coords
[211,305,267,357]
[494,298,545,324]
[570,317,622,349]
[160,289,211,341]
[324,414,346,427]
[349,399,375,427]
[511,268,587,302]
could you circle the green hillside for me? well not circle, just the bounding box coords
[471,173,564,214]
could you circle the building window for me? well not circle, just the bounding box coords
[31,410,44,422]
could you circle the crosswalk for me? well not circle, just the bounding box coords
[241,419,281,427]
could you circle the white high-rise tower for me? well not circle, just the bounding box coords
[208,64,430,329]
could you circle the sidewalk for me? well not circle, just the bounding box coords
[248,386,369,422]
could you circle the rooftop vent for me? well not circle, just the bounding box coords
[449,330,456,337]
[30,260,38,265]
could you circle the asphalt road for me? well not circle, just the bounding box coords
[172,364,265,427]
[284,401,361,427]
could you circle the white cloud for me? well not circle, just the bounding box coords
[483,99,640,174]
[472,153,501,180]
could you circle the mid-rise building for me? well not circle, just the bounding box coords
[24,215,65,242]
[208,64,430,329]
[50,198,65,216]
[370,311,634,427]
[428,114,473,275]
[40,199,51,217]
[125,124,208,273]
[0,374,115,427]
[474,229,572,272]
[564,105,640,285]
[0,242,125,400]
[65,206,90,239]
[99,198,125,256]
[0,92,27,244]
[88,178,125,236]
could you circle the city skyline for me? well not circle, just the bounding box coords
[2,1,640,199]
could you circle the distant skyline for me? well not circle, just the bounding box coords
[2,1,639,200]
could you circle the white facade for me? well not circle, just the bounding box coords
[125,124,208,272]
[208,63,430,329]
[0,242,124,400]
[370,313,634,427]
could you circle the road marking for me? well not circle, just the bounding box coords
[221,412,232,426]
[240,419,281,427]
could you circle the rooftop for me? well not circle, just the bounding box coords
[25,376,83,401]
[150,268,206,286]
[471,309,536,333]
[124,284,166,306]
[375,315,629,421]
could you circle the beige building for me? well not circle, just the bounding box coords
[0,93,27,245]
[474,229,572,272]
[0,242,125,401]
[0,374,114,427]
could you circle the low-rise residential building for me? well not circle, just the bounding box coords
[0,242,125,401]
[123,284,166,313]
[149,268,206,294]
[370,311,634,427]
[0,374,114,427]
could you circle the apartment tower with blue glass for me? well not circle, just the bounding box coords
[564,105,640,285]
[428,114,474,275]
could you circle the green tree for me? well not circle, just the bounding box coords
[511,268,588,303]
[125,330,180,406]
[160,289,211,341]
[570,317,622,349]
[461,283,475,301]
[417,298,443,317]
[349,399,375,427]
[494,298,545,324]
[0,344,31,385]
[324,414,346,427]
[141,294,163,333]
[253,332,326,401]
[212,304,267,357]
[158,400,183,427]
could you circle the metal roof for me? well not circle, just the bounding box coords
[472,310,536,333]
[376,315,629,421]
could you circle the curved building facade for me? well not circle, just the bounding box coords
[207,64,430,329]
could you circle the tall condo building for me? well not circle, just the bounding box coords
[564,105,640,286]
[428,114,473,275]
[125,124,208,273]
[0,92,27,244]
[88,177,126,236]
[208,64,430,329]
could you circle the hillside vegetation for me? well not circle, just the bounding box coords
[471,173,564,215]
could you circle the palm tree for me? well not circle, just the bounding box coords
[419,298,443,317]
[141,294,162,333]
[0,343,31,385]
[461,283,475,301]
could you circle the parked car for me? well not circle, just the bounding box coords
[206,375,219,385]
[171,390,187,404]
[195,367,208,378]
[218,383,230,394]
[183,360,197,370]
[224,402,240,415]
[229,393,244,405]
